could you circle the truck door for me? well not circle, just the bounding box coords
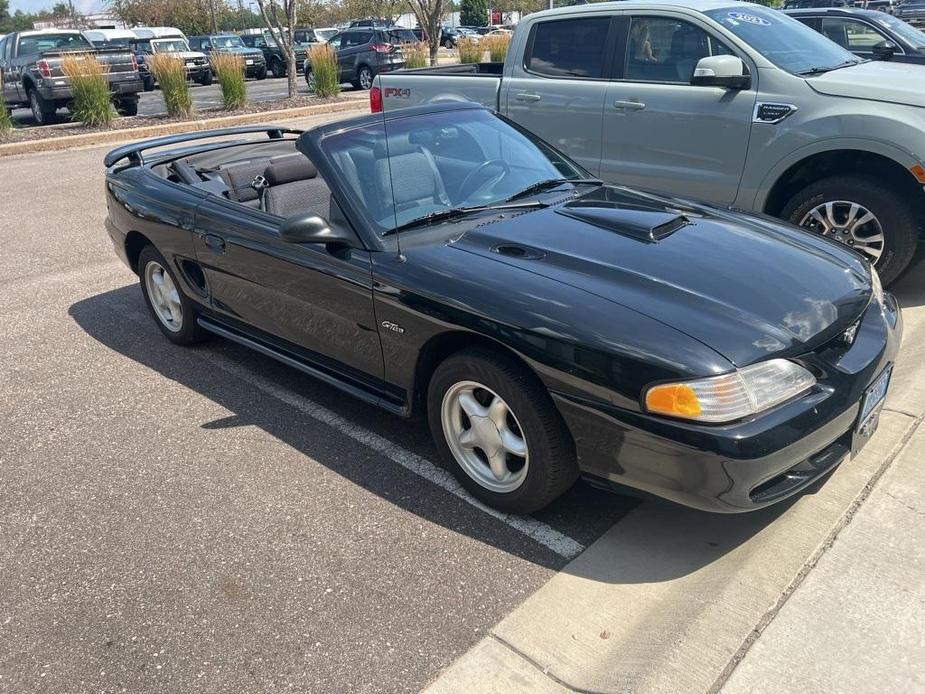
[601,14,756,206]
[502,16,618,176]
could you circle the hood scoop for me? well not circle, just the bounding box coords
[556,187,689,242]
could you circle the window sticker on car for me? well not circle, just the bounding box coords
[727,12,772,26]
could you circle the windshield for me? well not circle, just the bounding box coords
[387,29,418,43]
[151,39,189,53]
[212,35,245,49]
[705,6,859,74]
[874,13,925,48]
[91,37,131,48]
[317,29,338,41]
[320,109,589,235]
[19,33,93,53]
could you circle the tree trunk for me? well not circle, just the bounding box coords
[286,47,297,98]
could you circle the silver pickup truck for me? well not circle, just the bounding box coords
[373,0,925,284]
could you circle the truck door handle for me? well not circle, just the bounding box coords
[515,92,541,102]
[613,100,646,111]
[203,234,226,253]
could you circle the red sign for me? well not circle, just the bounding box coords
[491,9,502,24]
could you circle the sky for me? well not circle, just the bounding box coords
[10,0,103,14]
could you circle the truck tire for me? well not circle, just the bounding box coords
[427,348,578,514]
[28,88,57,125]
[143,74,155,92]
[270,59,285,78]
[255,66,268,80]
[199,70,213,86]
[781,175,918,286]
[118,98,138,117]
[305,68,317,93]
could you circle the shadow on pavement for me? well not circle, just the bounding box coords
[70,284,814,583]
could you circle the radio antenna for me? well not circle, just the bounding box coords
[380,107,406,263]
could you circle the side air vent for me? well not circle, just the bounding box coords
[491,244,546,260]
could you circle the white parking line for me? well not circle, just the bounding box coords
[125,310,586,560]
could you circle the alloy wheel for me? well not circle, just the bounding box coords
[359,67,373,90]
[799,200,885,263]
[440,380,529,493]
[144,261,183,333]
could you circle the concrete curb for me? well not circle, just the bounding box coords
[0,99,367,159]
[424,410,919,694]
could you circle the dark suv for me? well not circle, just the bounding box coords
[188,34,267,79]
[305,27,407,90]
[239,32,309,78]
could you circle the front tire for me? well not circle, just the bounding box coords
[427,349,578,514]
[199,70,213,86]
[781,175,918,285]
[255,66,268,80]
[138,245,207,345]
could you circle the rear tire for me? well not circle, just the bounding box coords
[138,245,208,346]
[28,88,56,125]
[357,65,373,90]
[118,98,138,117]
[143,74,155,91]
[199,70,213,86]
[255,66,268,80]
[781,175,918,286]
[426,348,578,514]
[270,59,285,78]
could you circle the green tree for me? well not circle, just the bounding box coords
[460,0,488,26]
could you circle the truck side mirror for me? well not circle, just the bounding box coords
[691,55,751,90]
[871,41,897,60]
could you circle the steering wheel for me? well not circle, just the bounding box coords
[458,159,511,201]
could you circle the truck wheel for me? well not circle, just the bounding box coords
[357,65,373,90]
[143,74,155,92]
[256,66,268,80]
[28,89,56,125]
[118,98,138,117]
[781,175,918,286]
[427,348,578,514]
[305,68,317,93]
[270,59,285,78]
[199,70,213,86]
[138,245,208,345]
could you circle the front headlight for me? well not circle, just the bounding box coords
[870,266,884,306]
[644,359,816,423]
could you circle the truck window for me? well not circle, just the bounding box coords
[820,17,889,50]
[19,33,94,54]
[525,17,611,78]
[625,17,730,83]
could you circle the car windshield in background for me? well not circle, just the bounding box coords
[19,33,93,53]
[316,29,338,41]
[213,35,245,49]
[151,39,189,53]
[875,13,925,47]
[320,109,589,235]
[705,6,860,75]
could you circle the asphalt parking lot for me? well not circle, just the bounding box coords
[10,78,365,127]
[0,113,633,693]
[2,112,923,694]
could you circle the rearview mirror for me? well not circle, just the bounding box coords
[691,55,750,90]
[279,213,361,247]
[871,41,897,60]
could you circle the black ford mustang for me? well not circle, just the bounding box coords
[103,103,901,514]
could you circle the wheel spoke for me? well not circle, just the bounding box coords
[487,396,509,429]
[843,202,860,229]
[458,428,477,449]
[457,390,487,418]
[857,232,884,245]
[486,450,509,481]
[849,210,875,233]
[500,429,526,457]
[808,208,828,231]
[824,201,838,229]
[860,245,883,261]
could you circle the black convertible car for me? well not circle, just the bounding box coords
[103,103,901,514]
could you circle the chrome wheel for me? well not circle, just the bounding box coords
[440,381,529,493]
[358,67,373,90]
[306,70,317,92]
[800,200,885,263]
[144,261,183,333]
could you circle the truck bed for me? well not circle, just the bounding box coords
[374,63,504,113]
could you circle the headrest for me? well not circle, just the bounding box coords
[264,155,317,186]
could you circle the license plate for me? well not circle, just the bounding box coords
[857,365,892,436]
[186,62,195,68]
[246,59,254,65]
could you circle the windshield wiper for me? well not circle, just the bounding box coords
[797,59,862,76]
[384,200,548,235]
[504,177,602,202]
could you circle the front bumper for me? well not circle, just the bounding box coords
[555,294,903,512]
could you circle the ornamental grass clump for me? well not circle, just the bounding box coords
[402,41,428,69]
[211,52,247,110]
[308,43,340,98]
[149,53,193,118]
[457,37,482,64]
[60,53,116,127]
[482,34,510,63]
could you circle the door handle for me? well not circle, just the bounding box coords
[203,233,226,253]
[613,100,646,111]
[514,92,541,102]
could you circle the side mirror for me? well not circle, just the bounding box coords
[279,213,361,247]
[871,41,897,60]
[691,55,750,90]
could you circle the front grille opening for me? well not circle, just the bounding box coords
[749,432,851,504]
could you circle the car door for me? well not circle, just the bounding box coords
[601,13,757,206]
[0,37,12,105]
[193,192,384,381]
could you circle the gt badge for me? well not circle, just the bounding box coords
[381,321,405,334]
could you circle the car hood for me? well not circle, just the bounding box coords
[163,51,206,60]
[806,60,925,107]
[450,186,872,366]
[218,46,264,58]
